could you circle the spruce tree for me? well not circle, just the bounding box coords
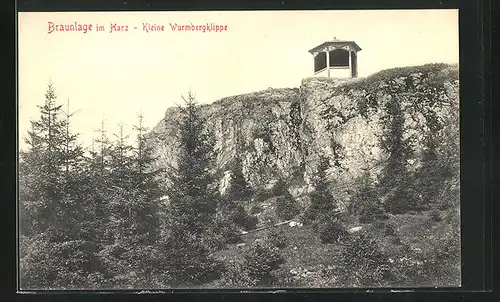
[225,156,251,201]
[19,83,66,288]
[379,96,414,214]
[19,83,65,234]
[84,120,114,248]
[127,113,163,285]
[132,113,163,202]
[220,156,257,231]
[106,123,136,279]
[60,98,84,182]
[350,171,388,223]
[274,178,300,221]
[304,155,339,224]
[156,91,222,286]
[19,83,104,289]
[410,135,447,210]
[167,91,219,235]
[110,123,134,187]
[79,120,139,288]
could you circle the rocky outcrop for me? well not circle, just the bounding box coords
[148,63,459,204]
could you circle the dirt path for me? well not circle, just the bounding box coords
[241,220,293,235]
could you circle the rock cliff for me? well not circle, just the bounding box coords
[148,63,459,206]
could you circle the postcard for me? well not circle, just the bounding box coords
[17,10,460,290]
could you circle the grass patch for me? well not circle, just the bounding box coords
[341,63,458,92]
[212,208,460,288]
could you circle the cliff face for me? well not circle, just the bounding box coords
[148,63,459,204]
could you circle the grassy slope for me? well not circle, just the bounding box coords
[205,63,460,288]
[209,205,460,288]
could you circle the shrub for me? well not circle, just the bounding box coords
[383,177,424,214]
[438,180,459,210]
[253,189,273,203]
[152,230,224,286]
[266,228,288,249]
[358,202,389,223]
[275,195,300,221]
[289,167,305,187]
[224,156,252,202]
[411,225,460,286]
[372,219,386,230]
[243,242,285,284]
[272,178,287,196]
[20,235,107,290]
[202,213,242,252]
[250,205,264,215]
[231,204,258,231]
[384,223,397,236]
[376,222,402,244]
[219,225,243,245]
[304,192,340,224]
[272,178,301,221]
[218,261,258,288]
[429,209,442,222]
[318,219,348,244]
[386,230,460,287]
[340,232,393,286]
[271,269,301,287]
[349,172,389,222]
[304,156,340,224]
[307,208,342,233]
[432,235,460,278]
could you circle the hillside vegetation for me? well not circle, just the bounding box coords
[19,63,460,289]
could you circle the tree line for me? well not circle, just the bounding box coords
[19,83,258,289]
[18,79,460,289]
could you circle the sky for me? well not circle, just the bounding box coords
[18,10,459,151]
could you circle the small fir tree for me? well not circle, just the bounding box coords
[304,155,339,223]
[158,91,222,285]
